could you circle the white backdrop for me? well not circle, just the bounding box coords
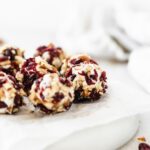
[0,0,150,59]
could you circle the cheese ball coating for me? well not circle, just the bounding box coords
[29,73,74,114]
[35,43,66,69]
[61,54,107,102]
[0,71,25,114]
[16,56,57,93]
[0,45,25,76]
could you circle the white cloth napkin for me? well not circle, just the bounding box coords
[128,48,150,94]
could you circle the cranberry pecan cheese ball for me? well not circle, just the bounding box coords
[35,43,66,69]
[61,54,107,103]
[16,56,57,94]
[0,45,25,76]
[29,73,74,114]
[0,71,25,114]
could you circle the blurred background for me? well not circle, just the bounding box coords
[0,0,149,60]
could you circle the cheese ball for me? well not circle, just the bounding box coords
[16,56,57,94]
[0,45,25,76]
[29,73,74,114]
[61,54,107,103]
[0,71,25,114]
[35,43,66,69]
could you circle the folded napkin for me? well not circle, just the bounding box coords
[128,48,150,94]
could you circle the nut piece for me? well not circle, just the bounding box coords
[35,43,66,69]
[61,54,107,102]
[29,73,74,114]
[16,56,57,94]
[0,45,25,76]
[0,71,25,114]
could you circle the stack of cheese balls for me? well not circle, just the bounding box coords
[0,43,107,115]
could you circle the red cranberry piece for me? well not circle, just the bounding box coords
[74,86,84,103]
[63,102,72,110]
[53,92,64,101]
[74,87,101,103]
[139,143,150,150]
[23,73,39,93]
[65,68,73,77]
[21,58,37,74]
[35,78,42,92]
[65,68,76,81]
[0,72,4,76]
[70,58,83,65]
[89,59,98,65]
[100,71,107,82]
[14,94,23,107]
[90,69,98,81]
[70,74,76,81]
[59,77,72,87]
[0,101,7,108]
[21,58,42,92]
[39,88,45,100]
[37,46,47,52]
[36,45,61,65]
[36,104,52,114]
[0,78,7,87]
[89,88,101,100]
[0,56,9,62]
[69,92,72,98]
[79,71,95,85]
[8,75,23,90]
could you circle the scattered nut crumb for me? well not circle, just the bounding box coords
[137,136,146,142]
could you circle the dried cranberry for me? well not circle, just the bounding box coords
[21,58,41,92]
[0,101,7,108]
[37,46,47,52]
[63,102,72,110]
[0,72,4,76]
[79,71,95,85]
[139,143,150,150]
[89,59,98,65]
[59,77,72,87]
[89,88,101,100]
[35,78,42,92]
[70,74,76,81]
[70,58,83,65]
[23,73,38,92]
[36,45,61,65]
[21,58,37,74]
[53,92,64,101]
[14,94,23,107]
[90,69,98,81]
[74,87,101,103]
[100,71,107,82]
[0,78,7,87]
[69,92,72,98]
[65,68,72,77]
[0,56,8,62]
[37,104,52,114]
[74,86,83,103]
[39,88,45,100]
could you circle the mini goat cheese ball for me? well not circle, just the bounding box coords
[61,54,107,102]
[0,71,25,114]
[29,73,74,114]
[35,43,66,69]
[16,56,57,94]
[0,45,25,76]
